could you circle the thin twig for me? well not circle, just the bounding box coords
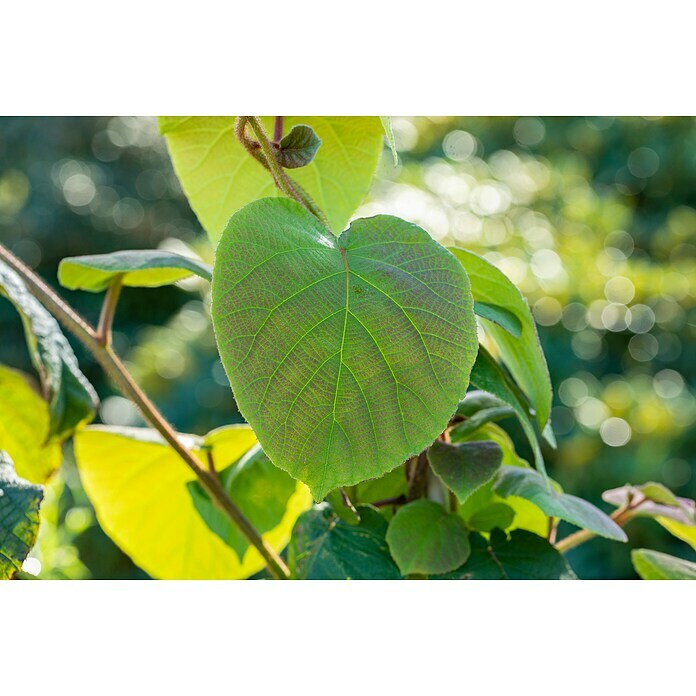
[273,116,284,143]
[96,275,123,346]
[0,242,290,579]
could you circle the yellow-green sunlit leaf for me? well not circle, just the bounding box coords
[159,116,384,242]
[0,365,62,483]
[74,424,312,579]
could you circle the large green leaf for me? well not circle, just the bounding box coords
[289,503,402,580]
[632,549,696,580]
[0,451,43,579]
[451,248,551,428]
[433,529,576,580]
[58,249,212,292]
[159,116,384,242]
[74,424,312,579]
[0,366,62,483]
[0,260,98,440]
[496,466,627,542]
[188,445,297,559]
[386,500,471,575]
[428,439,503,504]
[212,198,478,500]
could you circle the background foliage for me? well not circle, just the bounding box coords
[1,116,694,579]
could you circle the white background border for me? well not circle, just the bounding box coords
[2,2,694,692]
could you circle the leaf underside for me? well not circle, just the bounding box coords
[58,249,212,292]
[212,198,478,500]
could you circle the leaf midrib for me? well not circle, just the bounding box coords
[321,248,352,496]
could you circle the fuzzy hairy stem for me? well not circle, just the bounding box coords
[242,117,329,227]
[0,242,291,580]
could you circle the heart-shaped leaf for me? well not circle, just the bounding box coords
[428,440,503,504]
[632,549,696,580]
[159,116,384,242]
[276,124,322,169]
[0,366,62,483]
[0,451,43,580]
[496,466,627,542]
[0,259,98,441]
[59,249,212,292]
[212,198,478,500]
[432,529,576,580]
[386,500,471,575]
[289,504,401,580]
[74,424,312,579]
[451,248,551,428]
